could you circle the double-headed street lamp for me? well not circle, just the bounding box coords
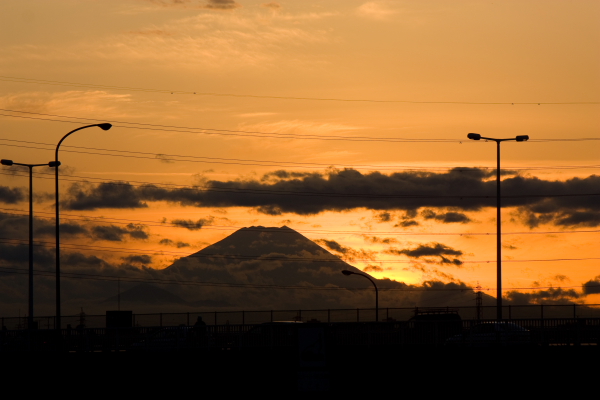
[342,270,379,322]
[55,124,112,329]
[1,159,58,329]
[467,133,529,320]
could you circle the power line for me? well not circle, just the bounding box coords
[1,170,598,200]
[1,266,599,295]
[2,76,599,105]
[0,265,598,293]
[1,136,599,172]
[1,207,599,237]
[1,237,599,264]
[0,112,459,143]
[2,109,600,144]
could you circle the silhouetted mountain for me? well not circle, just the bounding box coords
[103,283,188,306]
[164,226,368,286]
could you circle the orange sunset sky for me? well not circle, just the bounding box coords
[0,0,598,313]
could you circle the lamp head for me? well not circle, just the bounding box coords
[341,270,354,276]
[1,159,13,166]
[467,133,481,140]
[515,135,529,142]
[49,161,61,167]
[98,123,112,131]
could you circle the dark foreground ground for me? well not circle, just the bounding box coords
[6,346,596,394]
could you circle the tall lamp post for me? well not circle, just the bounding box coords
[467,133,529,321]
[1,159,57,329]
[55,123,112,329]
[342,270,379,322]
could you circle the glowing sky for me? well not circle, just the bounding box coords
[0,0,598,309]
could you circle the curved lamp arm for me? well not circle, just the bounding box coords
[342,270,379,322]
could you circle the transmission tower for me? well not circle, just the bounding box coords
[475,283,483,320]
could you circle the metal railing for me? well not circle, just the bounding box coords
[2,304,600,330]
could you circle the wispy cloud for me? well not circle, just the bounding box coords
[3,8,334,71]
[356,1,399,20]
[239,119,363,137]
[0,91,133,117]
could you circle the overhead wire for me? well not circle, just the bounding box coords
[1,237,598,265]
[2,75,599,105]
[0,265,598,294]
[1,207,599,237]
[0,170,598,200]
[1,136,599,172]
[1,109,600,143]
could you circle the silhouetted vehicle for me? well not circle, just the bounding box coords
[445,322,532,347]
[408,308,463,345]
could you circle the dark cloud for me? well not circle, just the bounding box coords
[63,169,600,227]
[36,222,89,238]
[64,182,147,210]
[122,255,152,264]
[363,264,383,272]
[362,236,398,245]
[386,243,463,266]
[582,277,600,295]
[421,209,471,224]
[375,211,392,222]
[314,239,377,262]
[171,216,214,231]
[554,274,569,282]
[0,212,90,241]
[155,154,175,163]
[205,0,241,10]
[159,238,191,248]
[146,0,190,5]
[554,211,600,227]
[395,220,419,228]
[0,242,54,266]
[0,186,25,204]
[261,170,320,181]
[91,224,148,241]
[505,288,580,304]
[63,252,110,269]
[261,2,281,10]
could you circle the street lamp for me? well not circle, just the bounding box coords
[1,159,57,329]
[55,123,112,329]
[342,270,379,322]
[467,133,529,320]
